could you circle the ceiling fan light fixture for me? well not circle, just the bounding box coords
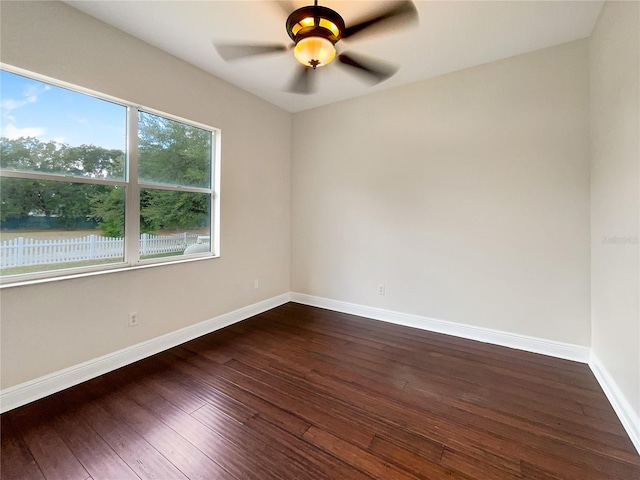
[214,1,418,94]
[286,4,345,69]
[294,36,336,68]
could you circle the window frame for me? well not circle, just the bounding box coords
[0,65,221,286]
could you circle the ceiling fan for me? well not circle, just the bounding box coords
[213,1,418,94]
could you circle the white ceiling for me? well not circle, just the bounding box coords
[65,1,603,113]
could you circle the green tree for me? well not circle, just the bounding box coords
[141,190,208,232]
[89,187,125,237]
[138,112,211,188]
[1,117,211,237]
[137,112,211,234]
[0,137,124,230]
[0,137,124,178]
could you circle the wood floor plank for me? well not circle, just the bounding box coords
[0,415,46,480]
[224,347,471,468]
[158,349,312,436]
[306,368,638,479]
[71,385,190,480]
[226,348,507,475]
[243,335,623,448]
[49,391,140,480]
[121,377,293,480]
[10,402,89,480]
[235,316,626,432]
[133,362,209,415]
[221,357,377,448]
[2,302,639,480]
[85,377,232,480]
[440,447,520,480]
[244,414,373,480]
[303,425,420,480]
[191,404,326,480]
[368,435,476,480]
[519,461,566,480]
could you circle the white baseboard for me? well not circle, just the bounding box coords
[289,292,590,363]
[589,353,640,455]
[0,293,291,413]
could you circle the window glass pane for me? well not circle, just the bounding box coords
[0,71,126,180]
[139,189,211,260]
[0,178,125,276]
[138,111,212,188]
[1,68,219,282]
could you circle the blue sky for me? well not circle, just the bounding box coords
[1,70,127,151]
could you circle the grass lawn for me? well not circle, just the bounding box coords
[0,228,209,241]
[0,229,101,241]
[1,258,124,276]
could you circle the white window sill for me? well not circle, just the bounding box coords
[0,254,219,289]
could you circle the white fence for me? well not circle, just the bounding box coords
[0,232,205,269]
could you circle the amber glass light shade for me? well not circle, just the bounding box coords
[293,36,336,68]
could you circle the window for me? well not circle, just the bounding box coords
[0,68,220,284]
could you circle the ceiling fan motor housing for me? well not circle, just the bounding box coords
[286,5,345,43]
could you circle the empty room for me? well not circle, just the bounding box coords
[1,0,639,478]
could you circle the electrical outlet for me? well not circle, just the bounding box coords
[128,312,138,327]
[378,284,385,295]
[254,279,259,289]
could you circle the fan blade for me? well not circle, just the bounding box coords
[273,1,296,16]
[337,52,398,84]
[287,66,315,95]
[214,43,289,61]
[342,1,418,40]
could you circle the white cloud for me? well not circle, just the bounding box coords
[23,83,50,100]
[1,84,50,140]
[25,84,50,95]
[1,98,32,112]
[4,124,45,139]
[1,84,50,114]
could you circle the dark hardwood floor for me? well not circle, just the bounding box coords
[2,302,639,479]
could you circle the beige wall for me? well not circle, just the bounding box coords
[292,40,592,345]
[590,1,640,416]
[0,1,292,389]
